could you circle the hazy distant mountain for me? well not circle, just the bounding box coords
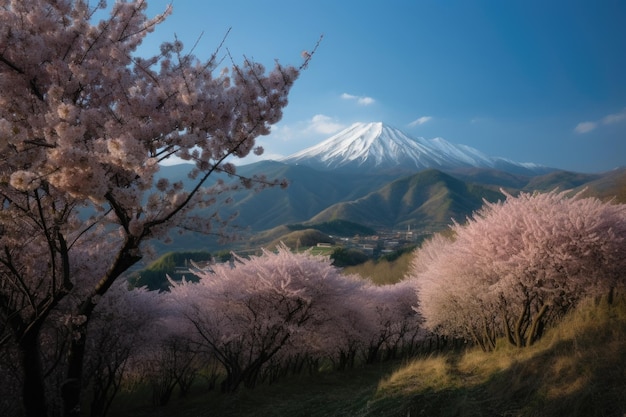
[221,160,400,229]
[574,167,626,203]
[281,122,550,175]
[522,170,602,192]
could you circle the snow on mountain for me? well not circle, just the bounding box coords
[280,122,547,174]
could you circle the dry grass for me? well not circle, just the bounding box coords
[344,251,413,285]
[369,292,626,417]
[376,355,461,396]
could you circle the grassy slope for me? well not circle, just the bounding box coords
[114,293,625,417]
[343,251,414,285]
[369,294,626,417]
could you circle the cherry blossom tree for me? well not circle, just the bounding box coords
[167,245,369,392]
[169,245,424,388]
[308,282,374,371]
[409,190,626,350]
[82,284,164,417]
[0,1,308,415]
[410,233,501,351]
[136,334,203,407]
[363,280,422,363]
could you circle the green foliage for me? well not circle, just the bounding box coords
[128,251,213,291]
[379,244,416,262]
[329,247,370,267]
[212,250,233,263]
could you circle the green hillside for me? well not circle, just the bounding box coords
[447,167,531,190]
[577,167,626,203]
[131,220,375,290]
[128,251,212,291]
[310,169,504,230]
[224,161,400,230]
[265,228,334,250]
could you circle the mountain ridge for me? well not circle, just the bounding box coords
[280,122,551,175]
[308,169,504,230]
[152,164,625,255]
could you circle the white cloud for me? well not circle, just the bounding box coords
[470,117,491,124]
[341,92,375,106]
[408,116,433,127]
[574,121,597,134]
[254,115,345,161]
[268,115,344,143]
[602,108,626,125]
[575,108,626,134]
[308,114,345,134]
[268,124,296,142]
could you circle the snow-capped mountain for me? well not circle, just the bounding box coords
[281,122,547,174]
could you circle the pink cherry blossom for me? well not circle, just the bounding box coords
[408,190,626,350]
[0,1,311,415]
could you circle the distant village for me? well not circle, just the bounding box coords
[170,226,434,278]
[318,225,430,256]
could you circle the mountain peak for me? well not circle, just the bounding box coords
[280,121,549,175]
[351,121,384,130]
[283,122,427,170]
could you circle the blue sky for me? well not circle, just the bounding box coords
[137,0,625,173]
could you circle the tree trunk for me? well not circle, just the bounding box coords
[20,328,48,417]
[483,320,496,351]
[63,328,86,417]
[502,311,515,346]
[63,243,141,417]
[468,327,487,352]
[221,366,242,393]
[513,301,530,347]
[526,304,549,347]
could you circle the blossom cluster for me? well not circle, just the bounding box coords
[408,190,626,349]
